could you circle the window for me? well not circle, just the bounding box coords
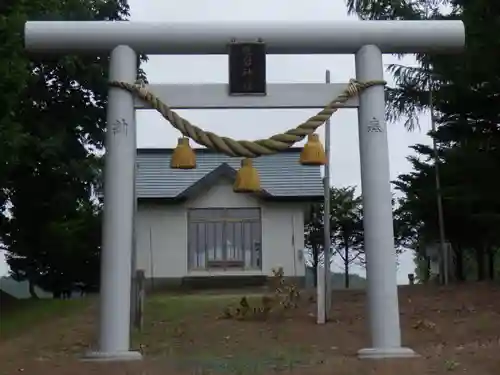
[187,208,262,270]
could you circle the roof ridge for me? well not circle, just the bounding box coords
[137,147,305,155]
[177,162,273,199]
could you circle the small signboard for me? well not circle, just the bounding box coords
[228,41,266,96]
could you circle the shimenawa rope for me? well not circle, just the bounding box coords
[109,79,385,158]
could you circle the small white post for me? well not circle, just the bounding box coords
[130,111,139,332]
[83,45,142,361]
[323,69,332,319]
[316,265,326,324]
[355,45,416,359]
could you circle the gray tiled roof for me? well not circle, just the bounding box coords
[136,148,323,199]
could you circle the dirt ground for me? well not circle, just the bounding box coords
[1,283,500,374]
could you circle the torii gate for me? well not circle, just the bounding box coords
[24,19,464,361]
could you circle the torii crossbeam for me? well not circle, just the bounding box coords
[24,19,465,362]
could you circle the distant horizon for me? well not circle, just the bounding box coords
[0,249,412,285]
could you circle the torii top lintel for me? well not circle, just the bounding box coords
[24,20,465,55]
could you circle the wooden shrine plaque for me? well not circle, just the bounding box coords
[228,41,266,96]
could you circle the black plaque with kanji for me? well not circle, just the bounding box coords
[228,41,266,95]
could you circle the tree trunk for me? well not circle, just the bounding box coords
[476,245,486,281]
[313,246,319,287]
[419,256,431,284]
[487,248,495,280]
[344,246,350,289]
[28,280,39,299]
[454,244,465,282]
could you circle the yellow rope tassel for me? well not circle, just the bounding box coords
[233,158,261,193]
[299,133,327,166]
[109,79,385,158]
[171,137,196,169]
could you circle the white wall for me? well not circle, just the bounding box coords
[135,177,306,279]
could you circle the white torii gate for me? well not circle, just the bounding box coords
[24,20,464,361]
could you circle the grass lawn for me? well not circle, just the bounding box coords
[133,293,322,373]
[0,298,89,340]
[1,284,500,374]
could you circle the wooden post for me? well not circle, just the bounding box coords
[132,269,145,331]
[130,272,137,328]
[316,265,326,324]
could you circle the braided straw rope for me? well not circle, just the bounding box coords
[109,79,385,158]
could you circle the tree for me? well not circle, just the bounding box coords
[304,187,364,288]
[393,142,500,282]
[346,0,500,282]
[304,202,327,286]
[0,0,147,296]
[329,187,364,288]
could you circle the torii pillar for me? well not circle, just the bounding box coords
[24,19,465,361]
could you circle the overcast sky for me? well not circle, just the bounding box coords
[0,0,433,284]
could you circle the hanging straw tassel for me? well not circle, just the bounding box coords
[170,137,196,169]
[299,133,326,166]
[233,158,261,193]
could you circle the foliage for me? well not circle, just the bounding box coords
[329,187,364,288]
[220,267,300,321]
[346,0,500,281]
[304,186,364,288]
[0,0,147,296]
[304,200,326,286]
